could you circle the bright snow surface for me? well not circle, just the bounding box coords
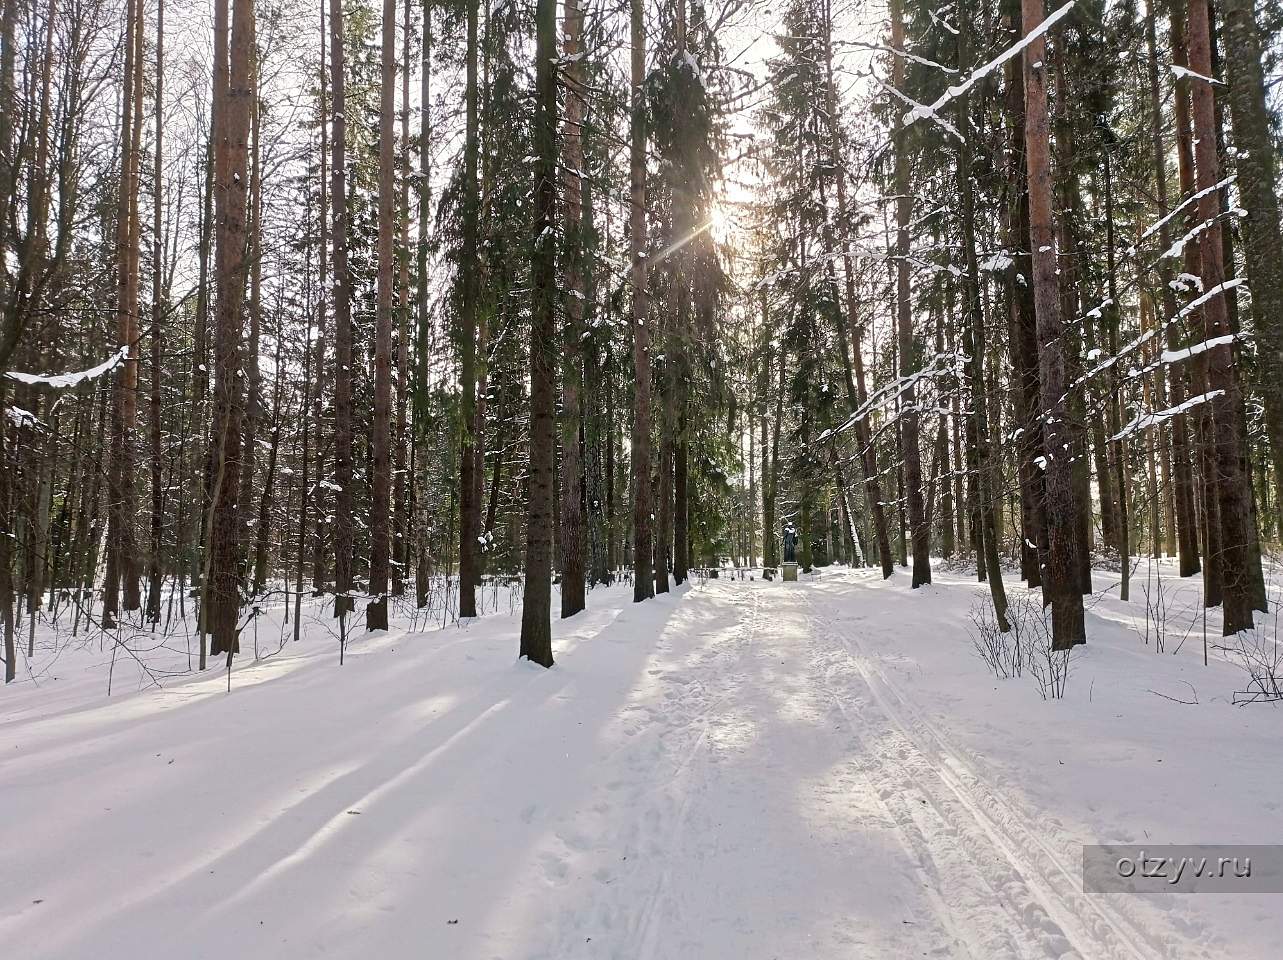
[2,565,1279,958]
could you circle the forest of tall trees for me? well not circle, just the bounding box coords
[1,0,1281,681]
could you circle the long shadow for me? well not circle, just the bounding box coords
[31,590,689,959]
[0,604,504,769]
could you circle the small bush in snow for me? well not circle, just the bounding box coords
[1007,595,1073,700]
[970,595,1074,700]
[1134,561,1199,655]
[1226,601,1282,705]
[968,598,1022,679]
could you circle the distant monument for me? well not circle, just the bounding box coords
[782,523,799,581]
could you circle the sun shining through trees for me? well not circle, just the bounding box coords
[0,0,1278,682]
[0,0,1278,674]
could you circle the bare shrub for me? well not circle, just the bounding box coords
[971,592,1084,700]
[1134,561,1199,655]
[968,598,1022,679]
[1225,601,1283,706]
[1007,594,1074,700]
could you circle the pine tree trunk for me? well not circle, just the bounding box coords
[957,12,1007,623]
[146,0,165,623]
[188,133,213,665]
[1146,5,1200,577]
[629,0,653,603]
[367,0,396,632]
[308,0,329,603]
[1022,0,1084,648]
[1170,8,1222,606]
[559,0,586,617]
[330,0,354,620]
[457,0,481,618]
[1002,0,1048,589]
[889,0,930,587]
[208,0,254,659]
[414,0,432,608]
[1222,0,1283,540]
[293,180,318,641]
[1186,0,1260,635]
[105,0,144,626]
[1102,142,1129,601]
[518,0,557,667]
[239,80,262,589]
[393,0,411,598]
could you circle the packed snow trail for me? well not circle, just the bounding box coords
[2,569,1270,958]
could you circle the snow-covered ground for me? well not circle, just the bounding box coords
[2,564,1280,959]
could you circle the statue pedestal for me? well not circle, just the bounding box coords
[782,562,798,582]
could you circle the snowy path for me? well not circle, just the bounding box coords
[2,569,1267,958]
[521,576,1176,960]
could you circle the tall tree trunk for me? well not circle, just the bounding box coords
[1102,138,1129,601]
[208,0,255,659]
[559,0,586,616]
[518,0,557,667]
[890,0,930,587]
[105,0,144,626]
[958,12,1008,624]
[1186,0,1261,635]
[189,131,213,666]
[629,0,653,602]
[1170,8,1222,606]
[393,0,411,598]
[457,0,481,618]
[414,0,432,607]
[1003,0,1045,588]
[1222,0,1283,534]
[1146,1,1199,577]
[239,73,262,589]
[1022,0,1084,647]
[294,156,320,640]
[330,0,353,620]
[146,0,165,623]
[367,0,396,631]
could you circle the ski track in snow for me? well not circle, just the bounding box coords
[2,569,1267,958]
[803,587,1184,960]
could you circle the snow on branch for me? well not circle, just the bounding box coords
[1068,280,1247,395]
[1127,175,1235,256]
[876,76,961,140]
[901,1,1075,132]
[6,406,41,429]
[1158,205,1244,263]
[834,40,959,75]
[1170,64,1222,86]
[819,351,962,443]
[1156,334,1239,367]
[5,346,129,389]
[1112,391,1224,442]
